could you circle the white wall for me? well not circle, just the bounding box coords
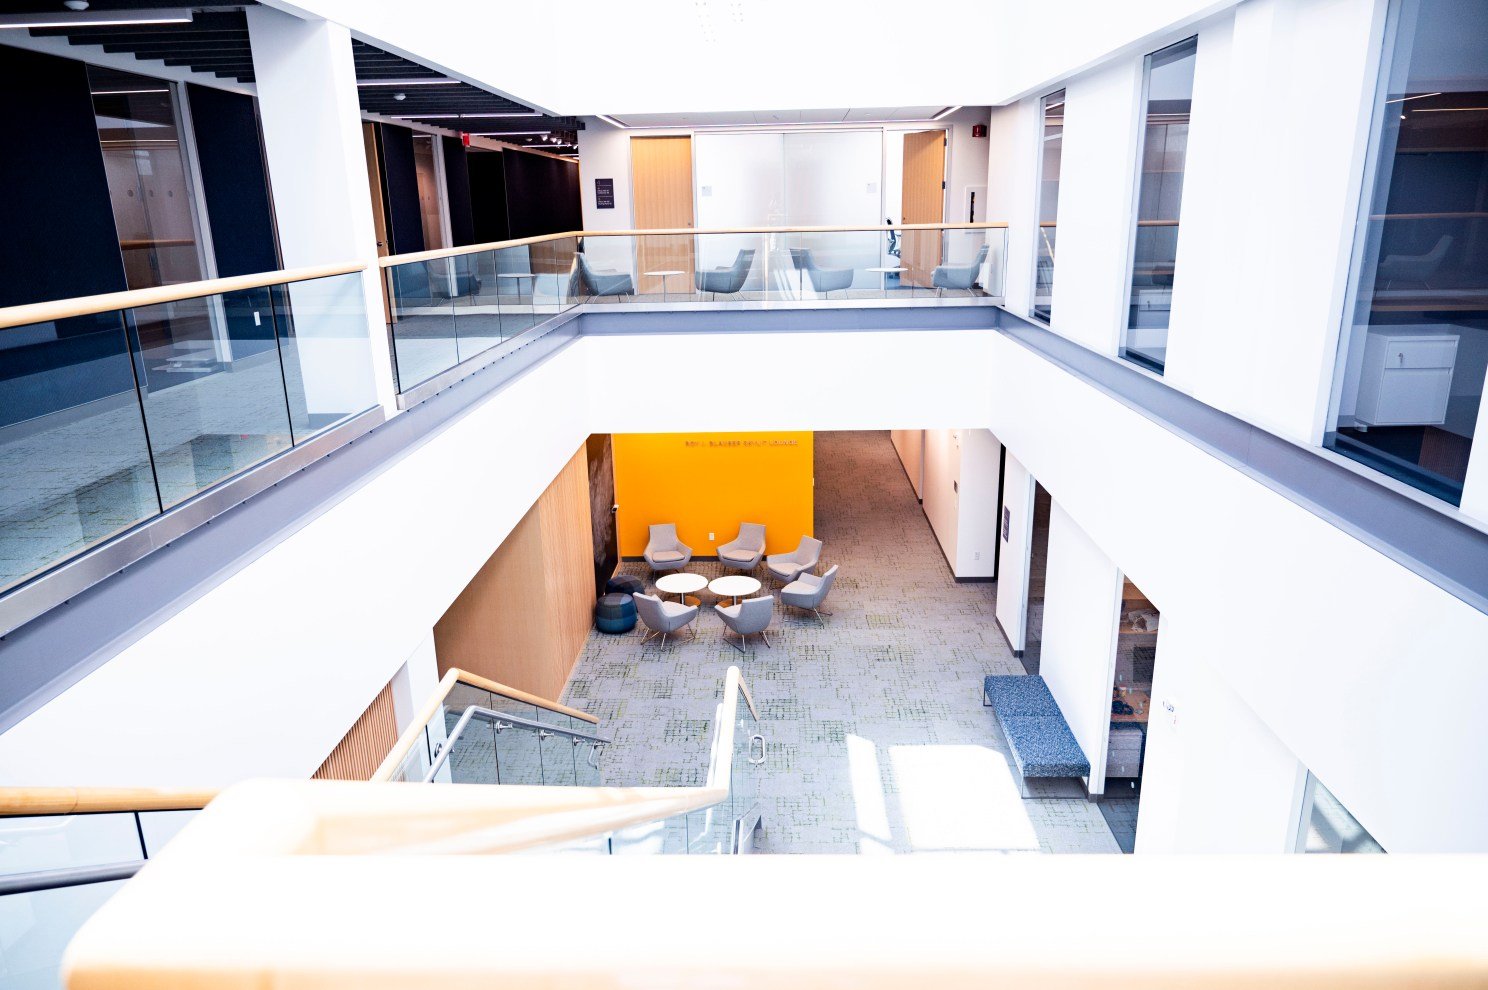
[955,429,1003,580]
[1037,502,1122,794]
[922,429,961,571]
[1046,57,1144,354]
[996,450,1035,653]
[1165,0,1386,443]
[890,429,924,499]
[987,99,1040,317]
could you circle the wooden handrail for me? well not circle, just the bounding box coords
[0,262,366,331]
[0,786,216,816]
[380,222,1009,267]
[372,667,598,782]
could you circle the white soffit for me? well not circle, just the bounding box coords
[605,107,953,128]
[260,0,1241,115]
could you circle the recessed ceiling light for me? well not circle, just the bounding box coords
[0,7,192,28]
[357,79,462,87]
[393,93,406,102]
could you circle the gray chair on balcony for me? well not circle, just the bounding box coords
[780,564,839,623]
[788,248,854,298]
[644,523,692,575]
[715,595,775,653]
[577,253,635,299]
[717,522,766,573]
[766,535,822,585]
[697,249,755,299]
[932,244,990,296]
[634,592,699,647]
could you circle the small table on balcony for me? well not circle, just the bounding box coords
[867,266,907,294]
[644,269,685,301]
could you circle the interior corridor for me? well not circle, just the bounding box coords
[562,430,1120,853]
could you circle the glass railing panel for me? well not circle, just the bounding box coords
[387,258,457,390]
[574,235,637,305]
[574,733,603,787]
[1033,224,1057,321]
[446,717,499,785]
[731,708,760,836]
[0,312,161,594]
[388,725,433,783]
[0,814,143,876]
[269,271,378,440]
[529,236,579,317]
[126,286,293,509]
[1,878,129,990]
[636,233,695,301]
[533,708,579,786]
[490,717,543,786]
[780,230,882,301]
[448,251,502,364]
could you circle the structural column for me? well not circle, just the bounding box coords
[246,6,397,413]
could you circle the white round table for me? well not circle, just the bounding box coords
[709,574,762,605]
[497,272,537,309]
[644,269,685,301]
[867,266,908,293]
[656,572,707,606]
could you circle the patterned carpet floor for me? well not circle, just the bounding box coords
[562,429,1120,854]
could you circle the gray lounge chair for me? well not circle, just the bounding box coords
[789,248,853,298]
[716,522,766,572]
[714,595,775,652]
[1377,235,1453,288]
[577,253,635,298]
[766,535,822,584]
[644,523,692,575]
[780,564,838,623]
[932,244,990,295]
[697,249,755,298]
[634,592,698,647]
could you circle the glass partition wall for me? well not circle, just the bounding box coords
[1032,90,1066,323]
[1121,38,1197,374]
[1325,0,1488,505]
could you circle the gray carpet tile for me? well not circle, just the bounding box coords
[562,430,1119,854]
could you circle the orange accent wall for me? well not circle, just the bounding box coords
[613,432,813,557]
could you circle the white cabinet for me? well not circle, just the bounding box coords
[1354,328,1458,427]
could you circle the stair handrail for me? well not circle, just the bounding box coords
[372,667,597,782]
[423,705,615,783]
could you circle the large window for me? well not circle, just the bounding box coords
[89,66,207,289]
[1325,0,1488,505]
[1031,90,1065,322]
[1297,774,1385,854]
[1121,38,1197,374]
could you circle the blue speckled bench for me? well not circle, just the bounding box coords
[983,675,1091,797]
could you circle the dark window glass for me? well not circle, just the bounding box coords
[1032,90,1065,323]
[1325,0,1487,505]
[1121,37,1197,374]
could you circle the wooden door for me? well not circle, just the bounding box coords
[631,135,694,294]
[900,130,947,287]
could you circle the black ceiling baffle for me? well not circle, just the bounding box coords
[28,6,257,83]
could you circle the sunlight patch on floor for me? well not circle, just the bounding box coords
[890,744,1040,852]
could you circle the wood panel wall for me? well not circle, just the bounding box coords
[631,136,695,293]
[900,130,947,286]
[433,446,595,702]
[312,679,398,781]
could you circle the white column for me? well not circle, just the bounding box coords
[247,6,397,414]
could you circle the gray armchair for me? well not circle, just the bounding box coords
[714,595,775,652]
[635,592,699,647]
[780,564,838,623]
[1377,235,1453,288]
[932,244,990,295]
[789,248,853,298]
[697,249,755,298]
[716,522,766,572]
[577,253,635,298]
[766,535,822,584]
[644,523,692,574]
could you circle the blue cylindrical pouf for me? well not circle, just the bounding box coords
[594,593,637,634]
[606,574,644,596]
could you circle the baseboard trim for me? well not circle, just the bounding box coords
[954,575,996,584]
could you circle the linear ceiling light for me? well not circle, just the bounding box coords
[391,112,543,120]
[595,113,627,129]
[0,8,192,28]
[469,130,551,136]
[931,105,962,120]
[357,79,462,87]
[91,88,170,96]
[1412,106,1488,112]
[1385,91,1442,104]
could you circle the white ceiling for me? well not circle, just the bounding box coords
[605,107,954,128]
[262,0,1240,116]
